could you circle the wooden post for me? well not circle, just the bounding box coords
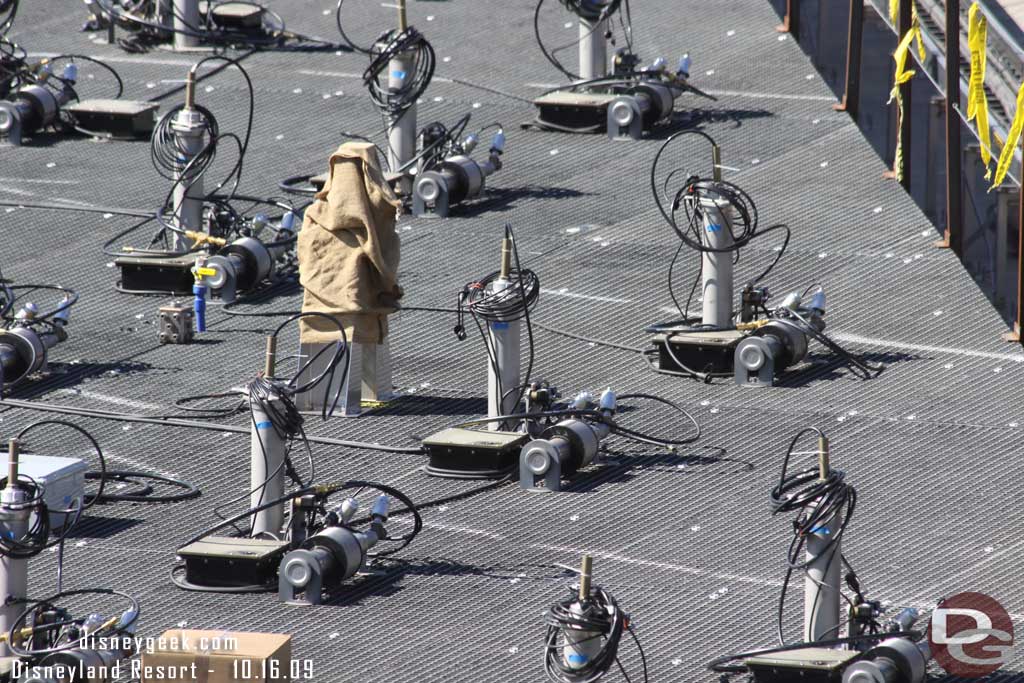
[937,0,963,254]
[834,0,864,119]
[776,0,801,41]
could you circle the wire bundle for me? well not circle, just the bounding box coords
[770,427,857,645]
[454,226,540,416]
[0,0,16,35]
[7,588,140,659]
[92,0,333,53]
[534,0,631,81]
[363,27,435,114]
[543,584,646,683]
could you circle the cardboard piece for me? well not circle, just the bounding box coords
[140,629,291,682]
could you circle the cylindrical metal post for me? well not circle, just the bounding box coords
[388,53,417,195]
[173,0,201,50]
[171,106,206,251]
[942,0,963,254]
[578,16,608,80]
[0,439,28,675]
[250,395,286,538]
[804,505,841,642]
[834,0,864,119]
[699,191,735,328]
[487,276,521,430]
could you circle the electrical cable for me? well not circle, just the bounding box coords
[770,427,856,647]
[454,224,539,419]
[0,397,427,454]
[543,581,646,683]
[7,588,140,658]
[533,0,623,81]
[363,27,434,114]
[85,471,200,503]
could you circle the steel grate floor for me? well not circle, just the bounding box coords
[1,0,1024,681]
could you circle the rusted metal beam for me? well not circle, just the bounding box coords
[937,0,963,254]
[897,0,913,189]
[834,0,864,119]
[776,0,801,41]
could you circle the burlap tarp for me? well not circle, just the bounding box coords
[298,142,403,344]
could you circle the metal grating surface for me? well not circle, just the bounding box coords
[2,0,1024,681]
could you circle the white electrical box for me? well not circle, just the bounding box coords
[2,454,88,530]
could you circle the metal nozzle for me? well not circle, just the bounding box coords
[712,144,722,182]
[818,434,830,480]
[338,498,359,525]
[184,69,196,109]
[578,555,593,601]
[264,336,277,377]
[499,230,512,279]
[7,438,18,487]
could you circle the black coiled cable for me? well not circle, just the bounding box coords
[363,27,435,114]
[543,584,647,683]
[456,268,540,331]
[770,427,857,646]
[0,0,16,35]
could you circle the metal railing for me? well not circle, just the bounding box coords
[776,0,1024,341]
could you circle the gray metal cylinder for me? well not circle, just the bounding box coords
[578,16,608,80]
[388,51,417,195]
[486,277,521,430]
[842,638,930,683]
[699,191,735,328]
[249,393,286,538]
[171,107,206,251]
[804,503,841,642]
[173,0,201,50]
[0,485,29,673]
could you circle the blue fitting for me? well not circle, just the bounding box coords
[193,284,207,333]
[490,130,506,154]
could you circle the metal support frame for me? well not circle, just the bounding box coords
[937,0,964,254]
[834,0,864,119]
[776,0,800,40]
[294,339,395,416]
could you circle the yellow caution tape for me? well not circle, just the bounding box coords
[889,1,926,61]
[888,23,923,183]
[991,80,1024,188]
[967,2,994,176]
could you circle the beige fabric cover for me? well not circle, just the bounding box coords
[298,142,403,344]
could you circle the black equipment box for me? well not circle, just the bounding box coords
[532,91,618,132]
[649,328,745,374]
[177,537,290,589]
[64,99,159,139]
[422,428,529,479]
[744,647,859,683]
[116,254,195,295]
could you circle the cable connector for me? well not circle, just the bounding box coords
[184,230,227,248]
